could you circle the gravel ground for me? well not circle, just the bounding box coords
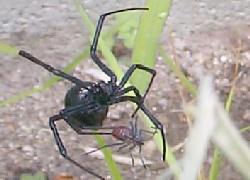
[0,0,250,180]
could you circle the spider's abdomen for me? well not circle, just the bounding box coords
[64,85,108,128]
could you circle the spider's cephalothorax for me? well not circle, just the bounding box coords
[18,7,166,180]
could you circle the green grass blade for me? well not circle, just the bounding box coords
[209,148,222,180]
[0,43,18,55]
[159,47,197,96]
[20,172,47,180]
[75,0,123,79]
[75,1,123,179]
[241,126,250,133]
[0,48,89,107]
[131,0,172,91]
[225,86,234,112]
[130,0,180,176]
[180,77,217,180]
[94,135,123,180]
[130,0,178,171]
[212,97,250,179]
[209,83,235,180]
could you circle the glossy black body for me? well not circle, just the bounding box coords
[64,85,109,127]
[18,7,166,180]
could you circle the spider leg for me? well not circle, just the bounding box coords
[119,64,156,115]
[129,120,136,138]
[138,130,147,169]
[60,103,132,134]
[84,142,125,155]
[110,96,166,161]
[49,114,105,180]
[90,8,148,83]
[60,105,117,135]
[117,143,130,152]
[19,50,92,88]
[115,85,143,117]
[139,128,158,141]
[138,145,147,169]
[129,144,136,151]
[130,153,135,167]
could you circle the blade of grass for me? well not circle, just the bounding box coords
[209,148,222,180]
[20,172,47,180]
[212,97,250,179]
[74,0,123,79]
[0,43,18,55]
[0,48,89,107]
[75,1,123,179]
[159,47,197,96]
[131,0,172,91]
[241,126,250,133]
[209,75,235,180]
[131,0,176,164]
[94,135,122,179]
[180,76,217,180]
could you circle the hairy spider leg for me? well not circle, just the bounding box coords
[129,119,136,138]
[129,118,154,143]
[139,128,158,141]
[90,7,149,83]
[118,64,156,116]
[129,148,147,168]
[124,121,147,168]
[110,96,166,161]
[18,50,92,88]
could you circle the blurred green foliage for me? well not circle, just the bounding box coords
[20,172,47,180]
[103,12,142,50]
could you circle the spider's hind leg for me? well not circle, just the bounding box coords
[18,50,91,87]
[49,114,105,180]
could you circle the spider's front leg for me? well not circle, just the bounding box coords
[116,85,143,116]
[117,64,156,116]
[90,8,149,83]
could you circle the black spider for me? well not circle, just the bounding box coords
[18,7,166,179]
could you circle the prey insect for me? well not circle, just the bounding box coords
[18,7,166,180]
[85,117,157,168]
